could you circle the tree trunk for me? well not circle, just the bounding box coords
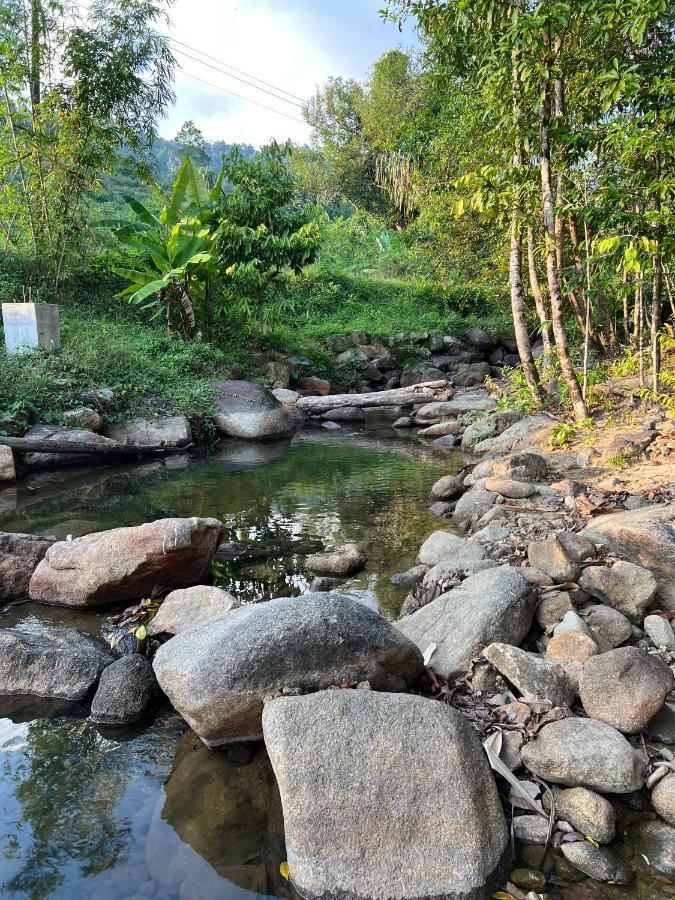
[651,161,662,394]
[539,75,587,422]
[30,0,42,110]
[511,219,544,400]
[526,225,553,357]
[296,381,453,414]
[567,216,601,348]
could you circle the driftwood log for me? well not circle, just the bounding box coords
[0,436,180,457]
[297,380,453,415]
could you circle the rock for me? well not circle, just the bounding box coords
[422,558,497,589]
[147,585,240,636]
[416,396,494,423]
[460,411,522,453]
[262,690,509,900]
[545,787,616,844]
[389,565,428,587]
[528,533,593,583]
[433,435,459,449]
[521,567,554,587]
[582,604,633,651]
[583,505,675,610]
[452,362,491,386]
[629,820,675,875]
[453,484,498,526]
[484,477,535,499]
[321,421,341,430]
[336,348,368,368]
[81,386,115,408]
[400,365,446,387]
[418,421,463,438]
[471,523,511,544]
[484,642,575,707]
[417,530,488,566]
[271,387,300,410]
[212,380,294,442]
[363,405,407,423]
[467,326,493,348]
[536,592,575,634]
[298,376,330,395]
[29,517,224,608]
[560,842,632,884]
[647,703,675,742]
[320,406,365,422]
[0,626,113,699]
[0,445,15,481]
[309,576,346,592]
[62,407,104,432]
[513,816,549,845]
[430,474,463,500]
[473,415,556,457]
[397,567,535,680]
[552,610,594,639]
[90,655,159,726]
[22,424,130,469]
[392,416,413,428]
[104,415,192,448]
[652,774,675,826]
[305,543,367,577]
[0,532,53,601]
[509,869,546,892]
[153,593,424,746]
[429,501,454,518]
[579,647,673,734]
[521,717,646,793]
[643,614,675,651]
[472,451,548,483]
[579,561,657,622]
[545,631,599,692]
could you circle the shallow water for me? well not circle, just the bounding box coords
[0,426,457,899]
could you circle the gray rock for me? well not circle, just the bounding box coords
[400,364,446,387]
[212,380,294,442]
[305,543,367,576]
[467,327,493,348]
[652,774,675,827]
[29,517,224,609]
[521,717,646,793]
[416,396,495,423]
[473,415,556,457]
[643,614,675,651]
[147,585,240,636]
[389,565,428,587]
[484,642,575,707]
[153,593,424,746]
[422,558,498,588]
[309,576,347,592]
[104,415,191,448]
[545,786,616,843]
[460,411,522,453]
[0,531,53,601]
[544,630,599,692]
[429,501,455,518]
[320,407,365,422]
[22,424,128,469]
[647,702,675,742]
[629,820,675,875]
[452,362,491,386]
[0,445,16,481]
[453,484,498,526]
[417,530,488,566]
[582,604,633,651]
[579,647,673,734]
[484,477,535,499]
[528,534,590,584]
[583,504,675,610]
[513,815,549,845]
[430,474,463,500]
[262,690,509,900]
[397,567,535,680]
[579,561,657,622]
[271,387,300,410]
[418,421,463,438]
[472,451,548,483]
[0,626,113,700]
[560,842,632,884]
[536,592,575,634]
[90,654,159,726]
[392,416,414,428]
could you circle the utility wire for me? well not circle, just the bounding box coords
[179,70,307,124]
[170,46,306,110]
[158,32,307,104]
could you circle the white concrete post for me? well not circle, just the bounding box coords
[2,303,61,355]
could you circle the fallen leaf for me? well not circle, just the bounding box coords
[483,744,546,817]
[280,861,289,880]
[423,643,437,666]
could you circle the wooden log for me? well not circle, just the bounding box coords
[0,436,177,457]
[297,380,453,414]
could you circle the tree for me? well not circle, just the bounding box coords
[173,120,209,170]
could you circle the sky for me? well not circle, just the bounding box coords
[160,0,419,147]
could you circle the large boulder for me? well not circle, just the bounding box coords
[212,380,294,442]
[153,593,424,746]
[544,786,616,844]
[0,626,113,700]
[262,690,509,900]
[583,504,675,610]
[460,411,522,453]
[520,717,646,793]
[305,543,367,577]
[0,445,16,481]
[104,415,191,448]
[416,395,496,424]
[453,484,497,526]
[473,415,556,457]
[579,647,673,733]
[417,530,488,566]
[62,406,103,431]
[90,654,159,726]
[29,517,224,608]
[0,531,53,601]
[397,567,535,680]
[148,585,240,636]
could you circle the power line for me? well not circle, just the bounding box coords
[170,45,306,110]
[179,70,307,125]
[159,32,307,105]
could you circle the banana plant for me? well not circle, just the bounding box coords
[104,158,223,337]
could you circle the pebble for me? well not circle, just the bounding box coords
[652,774,675,827]
[643,614,675,651]
[560,841,632,884]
